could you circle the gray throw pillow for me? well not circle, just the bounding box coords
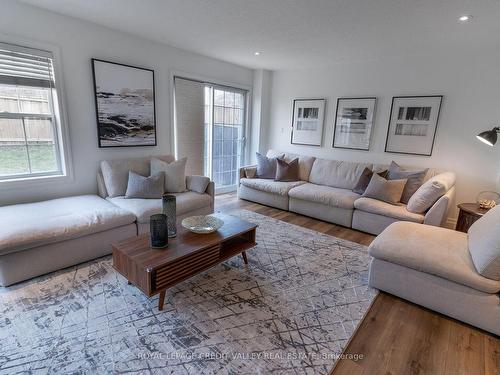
[125,171,164,199]
[387,161,428,204]
[352,167,388,195]
[256,152,284,179]
[150,157,187,193]
[275,158,299,182]
[363,173,407,205]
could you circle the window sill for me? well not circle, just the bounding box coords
[0,173,72,190]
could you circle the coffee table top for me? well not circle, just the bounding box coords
[112,213,257,271]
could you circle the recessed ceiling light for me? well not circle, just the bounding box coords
[458,15,473,22]
[254,52,261,56]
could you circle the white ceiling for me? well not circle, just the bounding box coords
[18,0,500,70]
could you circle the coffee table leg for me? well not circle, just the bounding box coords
[158,290,166,311]
[241,251,248,265]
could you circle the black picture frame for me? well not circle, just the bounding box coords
[332,97,377,151]
[290,98,326,146]
[91,58,157,148]
[384,95,443,156]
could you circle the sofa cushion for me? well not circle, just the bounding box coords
[125,171,164,199]
[387,161,428,204]
[407,172,456,213]
[354,197,424,223]
[288,183,360,210]
[468,205,500,280]
[256,152,283,179]
[240,178,306,196]
[108,192,212,224]
[267,150,316,181]
[275,158,299,182]
[308,158,373,189]
[362,174,407,205]
[0,195,136,255]
[186,175,210,194]
[369,222,500,293]
[150,157,187,193]
[101,155,175,198]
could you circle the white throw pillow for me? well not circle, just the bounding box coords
[150,157,187,193]
[407,172,456,213]
[468,205,500,280]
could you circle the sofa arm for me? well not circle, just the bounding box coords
[424,186,456,227]
[239,164,257,180]
[186,175,211,194]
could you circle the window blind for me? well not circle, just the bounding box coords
[174,77,207,176]
[0,42,54,88]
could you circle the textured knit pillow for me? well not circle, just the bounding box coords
[407,172,456,213]
[362,173,407,205]
[256,152,284,179]
[125,171,164,199]
[275,158,299,182]
[352,167,388,195]
[387,161,428,204]
[150,157,187,193]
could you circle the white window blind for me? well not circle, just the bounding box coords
[174,77,207,176]
[0,42,65,180]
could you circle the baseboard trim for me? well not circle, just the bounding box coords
[445,217,457,229]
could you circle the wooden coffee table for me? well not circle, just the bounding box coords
[112,213,257,310]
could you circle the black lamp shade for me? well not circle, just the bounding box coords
[476,128,498,146]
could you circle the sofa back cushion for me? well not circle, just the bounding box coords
[468,205,500,280]
[267,149,316,181]
[309,158,373,189]
[100,155,175,198]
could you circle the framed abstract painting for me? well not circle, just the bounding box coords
[291,98,326,146]
[92,59,157,148]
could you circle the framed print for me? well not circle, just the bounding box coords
[333,97,376,151]
[385,95,443,156]
[291,98,326,146]
[92,58,157,147]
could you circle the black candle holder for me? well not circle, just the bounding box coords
[150,214,168,248]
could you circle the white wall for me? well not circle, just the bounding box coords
[265,52,500,221]
[0,0,253,205]
[249,69,272,163]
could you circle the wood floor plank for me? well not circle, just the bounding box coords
[215,192,500,375]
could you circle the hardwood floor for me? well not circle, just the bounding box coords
[215,192,500,375]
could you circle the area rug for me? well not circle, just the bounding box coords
[0,210,376,374]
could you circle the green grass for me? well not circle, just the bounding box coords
[0,144,57,176]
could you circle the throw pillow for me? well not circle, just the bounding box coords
[244,167,257,179]
[352,167,388,195]
[256,152,284,179]
[468,205,500,280]
[362,173,407,205]
[387,161,428,204]
[407,172,456,213]
[275,158,299,182]
[125,171,164,199]
[186,175,210,194]
[150,157,187,193]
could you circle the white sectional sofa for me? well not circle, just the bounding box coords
[368,205,500,335]
[238,150,455,234]
[97,155,215,234]
[0,155,214,286]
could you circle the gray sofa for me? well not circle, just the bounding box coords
[369,205,500,335]
[238,150,455,234]
[97,155,215,234]
[0,155,214,286]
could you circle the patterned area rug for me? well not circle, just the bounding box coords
[0,210,376,374]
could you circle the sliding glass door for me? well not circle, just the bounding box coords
[207,86,246,192]
[174,76,246,193]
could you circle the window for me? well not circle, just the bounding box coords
[0,42,65,181]
[174,77,247,192]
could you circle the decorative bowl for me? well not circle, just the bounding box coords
[181,215,224,234]
[476,191,500,209]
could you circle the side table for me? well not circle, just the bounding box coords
[455,203,490,233]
